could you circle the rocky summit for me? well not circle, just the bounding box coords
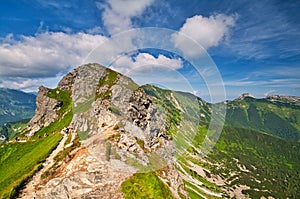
[20,63,186,199]
[1,63,299,199]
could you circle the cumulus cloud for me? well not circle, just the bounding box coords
[172,14,236,57]
[111,53,183,73]
[0,78,42,92]
[86,26,103,35]
[98,0,154,35]
[0,31,106,78]
[0,29,186,91]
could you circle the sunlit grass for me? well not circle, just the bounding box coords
[0,133,62,198]
[121,172,175,199]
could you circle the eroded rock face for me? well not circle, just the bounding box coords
[71,64,107,108]
[21,63,185,199]
[29,148,132,199]
[128,88,152,129]
[57,70,77,92]
[25,86,61,136]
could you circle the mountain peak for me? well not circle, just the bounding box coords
[238,93,254,100]
[266,95,300,104]
[2,63,299,199]
[19,63,187,197]
[57,63,108,92]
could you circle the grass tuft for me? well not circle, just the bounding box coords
[121,172,175,199]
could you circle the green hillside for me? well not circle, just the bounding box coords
[144,86,300,198]
[0,133,62,198]
[0,86,72,198]
[225,96,300,141]
[0,88,36,126]
[0,69,299,198]
[176,125,300,198]
[0,119,30,142]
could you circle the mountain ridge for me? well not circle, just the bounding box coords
[224,94,300,141]
[0,63,299,198]
[0,88,36,126]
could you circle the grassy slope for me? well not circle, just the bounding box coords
[34,88,73,138]
[142,85,182,136]
[225,97,300,141]
[0,87,73,198]
[178,125,300,198]
[0,79,299,198]
[0,133,62,198]
[212,126,300,198]
[0,88,36,126]
[144,85,300,198]
[0,119,30,142]
[121,172,175,199]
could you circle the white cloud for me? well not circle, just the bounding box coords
[98,0,154,35]
[111,53,183,74]
[0,78,41,91]
[0,75,64,92]
[86,26,103,35]
[134,53,182,69]
[0,31,106,78]
[0,29,185,91]
[172,14,236,57]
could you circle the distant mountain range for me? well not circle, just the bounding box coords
[225,94,300,141]
[0,88,36,142]
[0,88,36,126]
[0,64,299,198]
[1,86,299,142]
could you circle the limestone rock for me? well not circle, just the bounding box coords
[21,63,184,199]
[128,88,152,129]
[25,86,60,136]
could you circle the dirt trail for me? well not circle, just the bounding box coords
[19,133,68,199]
[20,123,135,198]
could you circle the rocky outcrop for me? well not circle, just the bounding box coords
[238,93,254,100]
[71,63,107,108]
[266,95,300,105]
[21,63,185,198]
[70,64,109,134]
[25,86,61,136]
[128,88,152,129]
[57,70,77,92]
[26,147,132,199]
[15,63,300,199]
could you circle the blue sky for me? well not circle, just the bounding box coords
[0,0,299,101]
